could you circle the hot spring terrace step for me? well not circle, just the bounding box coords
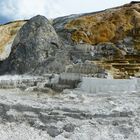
[78,77,140,93]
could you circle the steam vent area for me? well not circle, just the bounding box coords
[0,1,140,140]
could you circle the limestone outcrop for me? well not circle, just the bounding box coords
[53,2,140,78]
[0,15,62,74]
[0,21,26,60]
[0,2,140,139]
[54,2,140,46]
[0,2,140,78]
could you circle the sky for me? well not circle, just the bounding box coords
[0,0,134,24]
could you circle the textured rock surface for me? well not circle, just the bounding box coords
[53,2,140,78]
[0,75,138,139]
[0,2,140,78]
[0,2,140,140]
[0,21,26,60]
[2,15,62,74]
[60,3,140,46]
[0,87,140,139]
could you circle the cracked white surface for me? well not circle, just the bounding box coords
[0,76,139,139]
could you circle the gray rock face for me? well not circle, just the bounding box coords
[34,48,71,74]
[63,123,75,132]
[4,15,62,74]
[53,14,80,44]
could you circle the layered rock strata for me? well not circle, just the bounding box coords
[0,2,140,78]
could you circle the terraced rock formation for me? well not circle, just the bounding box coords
[0,2,140,139]
[0,2,139,78]
[53,2,140,78]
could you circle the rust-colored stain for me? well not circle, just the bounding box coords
[65,3,140,78]
[65,3,140,45]
[0,21,26,55]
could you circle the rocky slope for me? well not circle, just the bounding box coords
[0,2,140,140]
[53,1,140,78]
[0,2,140,78]
[0,20,26,60]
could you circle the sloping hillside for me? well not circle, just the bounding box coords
[0,2,139,78]
[53,1,140,78]
[0,21,26,60]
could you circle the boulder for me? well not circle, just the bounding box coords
[2,15,62,74]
